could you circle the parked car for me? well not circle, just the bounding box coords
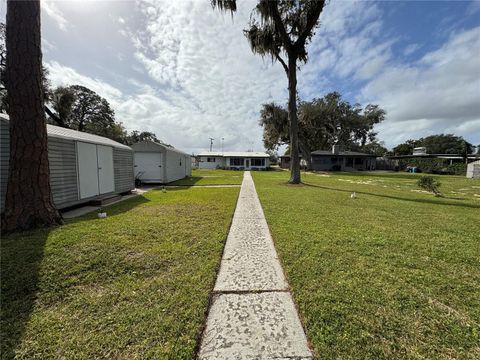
[406,166,422,173]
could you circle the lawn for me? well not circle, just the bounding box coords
[169,169,243,186]
[1,187,239,359]
[252,171,479,359]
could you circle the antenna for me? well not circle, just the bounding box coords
[209,137,215,152]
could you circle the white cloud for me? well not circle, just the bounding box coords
[46,61,124,107]
[404,43,421,56]
[40,0,480,152]
[361,27,480,147]
[41,0,68,31]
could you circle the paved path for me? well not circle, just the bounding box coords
[198,172,313,359]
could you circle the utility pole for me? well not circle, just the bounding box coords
[209,137,214,152]
[221,137,224,154]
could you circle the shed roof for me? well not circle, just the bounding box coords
[197,151,269,158]
[0,113,131,150]
[130,140,190,156]
[311,150,375,157]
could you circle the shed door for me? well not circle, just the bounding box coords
[77,142,99,199]
[97,145,114,194]
[134,152,163,182]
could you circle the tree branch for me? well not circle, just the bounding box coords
[266,2,292,51]
[44,105,65,127]
[275,53,289,74]
[295,1,325,49]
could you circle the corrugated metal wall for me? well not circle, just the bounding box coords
[0,120,9,211]
[49,137,79,207]
[114,148,134,192]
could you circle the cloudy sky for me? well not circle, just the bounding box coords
[1,0,479,153]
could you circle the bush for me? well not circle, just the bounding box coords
[446,163,467,175]
[399,158,468,175]
[417,176,442,196]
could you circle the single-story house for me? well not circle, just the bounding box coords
[279,155,304,169]
[466,160,480,179]
[0,113,134,212]
[311,145,376,171]
[197,151,270,170]
[131,141,192,183]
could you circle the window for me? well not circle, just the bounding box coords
[207,157,216,162]
[180,157,182,166]
[346,157,353,167]
[230,157,244,166]
[251,158,265,167]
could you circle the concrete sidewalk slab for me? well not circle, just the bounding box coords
[199,171,312,358]
[199,292,312,359]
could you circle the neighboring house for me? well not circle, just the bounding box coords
[279,155,306,169]
[466,160,480,179]
[131,141,192,183]
[0,114,134,212]
[197,151,270,170]
[311,145,376,171]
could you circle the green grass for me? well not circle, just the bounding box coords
[252,171,480,359]
[1,187,239,359]
[169,169,243,186]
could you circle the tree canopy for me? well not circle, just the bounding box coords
[259,92,386,166]
[393,134,473,155]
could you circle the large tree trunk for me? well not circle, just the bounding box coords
[2,0,62,233]
[287,55,301,184]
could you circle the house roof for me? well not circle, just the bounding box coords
[130,140,190,156]
[1,113,131,150]
[311,150,375,157]
[197,151,269,158]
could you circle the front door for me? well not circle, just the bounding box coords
[245,159,250,169]
[97,145,115,194]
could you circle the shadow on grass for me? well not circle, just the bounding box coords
[302,182,480,209]
[0,195,151,357]
[66,194,151,225]
[167,176,203,186]
[1,227,50,359]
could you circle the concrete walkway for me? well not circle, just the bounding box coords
[199,172,312,359]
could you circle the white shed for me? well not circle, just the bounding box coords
[131,141,191,183]
[0,114,135,211]
[466,160,480,179]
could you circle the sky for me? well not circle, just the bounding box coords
[1,0,479,153]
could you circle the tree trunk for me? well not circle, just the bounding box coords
[299,141,312,170]
[2,0,62,233]
[45,105,65,127]
[287,55,301,184]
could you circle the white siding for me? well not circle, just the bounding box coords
[198,156,225,169]
[164,148,188,183]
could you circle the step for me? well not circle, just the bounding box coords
[89,194,122,206]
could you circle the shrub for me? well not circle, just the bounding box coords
[417,176,442,196]
[446,163,467,175]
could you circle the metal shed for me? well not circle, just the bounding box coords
[131,141,191,183]
[0,114,134,211]
[466,160,480,179]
